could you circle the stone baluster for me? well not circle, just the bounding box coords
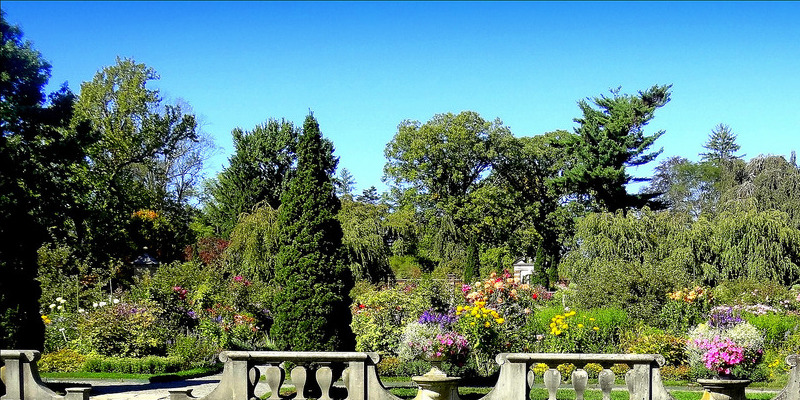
[543,366,561,400]
[597,367,616,400]
[263,365,285,400]
[291,364,309,400]
[316,364,334,400]
[571,364,588,400]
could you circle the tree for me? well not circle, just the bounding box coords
[339,198,393,283]
[0,12,86,349]
[356,186,380,204]
[383,111,514,271]
[224,204,281,282]
[701,123,744,164]
[270,114,355,351]
[335,167,356,199]
[556,85,672,212]
[72,57,202,264]
[202,119,299,237]
[644,156,721,218]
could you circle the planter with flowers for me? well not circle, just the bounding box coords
[688,306,765,400]
[398,310,469,400]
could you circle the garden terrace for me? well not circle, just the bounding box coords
[3,350,798,400]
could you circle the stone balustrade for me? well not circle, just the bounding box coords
[2,349,799,400]
[481,353,673,400]
[0,350,90,400]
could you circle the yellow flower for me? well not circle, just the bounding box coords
[566,310,576,317]
[457,305,464,313]
[41,315,52,324]
[496,318,505,324]
[577,323,584,328]
[589,318,595,321]
[484,321,491,327]
[593,326,599,331]
[550,322,556,328]
[470,322,476,326]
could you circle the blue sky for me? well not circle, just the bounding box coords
[3,1,799,194]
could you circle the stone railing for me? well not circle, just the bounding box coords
[2,349,799,400]
[0,350,90,400]
[166,351,399,400]
[775,354,799,400]
[481,353,673,400]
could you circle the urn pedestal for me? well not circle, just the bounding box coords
[697,378,751,400]
[412,360,461,400]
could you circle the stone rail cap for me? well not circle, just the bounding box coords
[0,349,41,362]
[497,353,666,367]
[219,351,380,364]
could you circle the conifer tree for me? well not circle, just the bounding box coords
[270,113,355,351]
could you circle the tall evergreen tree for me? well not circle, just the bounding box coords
[202,119,299,237]
[270,114,355,351]
[556,85,672,212]
[0,12,86,349]
[701,123,744,163]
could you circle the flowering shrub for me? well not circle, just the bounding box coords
[456,301,505,376]
[543,310,603,353]
[659,286,714,334]
[687,310,765,379]
[351,284,432,355]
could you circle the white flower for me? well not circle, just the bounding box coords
[58,328,65,332]
[57,305,64,311]
[56,297,64,303]
[49,304,56,309]
[113,299,120,304]
[93,302,99,308]
[99,301,107,307]
[78,308,85,313]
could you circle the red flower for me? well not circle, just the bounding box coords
[532,293,538,300]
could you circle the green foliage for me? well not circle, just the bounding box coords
[620,326,687,366]
[339,198,394,283]
[82,355,186,374]
[72,57,201,265]
[75,301,168,357]
[201,119,301,237]
[713,279,795,310]
[560,209,692,320]
[556,85,672,212]
[645,157,721,218]
[38,349,87,373]
[743,313,800,349]
[271,114,354,351]
[166,334,220,368]
[536,307,628,354]
[224,204,281,281]
[701,124,744,163]
[1,12,81,350]
[693,206,800,285]
[657,299,712,335]
[351,285,430,354]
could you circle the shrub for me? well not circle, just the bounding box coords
[81,355,186,374]
[76,300,168,357]
[350,283,435,355]
[621,327,688,366]
[660,365,691,381]
[533,307,628,354]
[687,314,765,379]
[713,279,795,311]
[38,349,86,373]
[167,333,221,368]
[743,313,800,349]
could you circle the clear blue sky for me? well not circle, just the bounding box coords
[3,1,799,194]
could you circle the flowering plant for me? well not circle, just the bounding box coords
[687,306,764,379]
[397,310,469,362]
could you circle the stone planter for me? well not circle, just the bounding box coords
[697,378,751,400]
[411,359,461,400]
